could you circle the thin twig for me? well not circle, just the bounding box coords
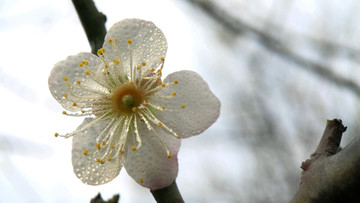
[72,0,107,54]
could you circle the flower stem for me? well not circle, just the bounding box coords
[72,0,107,54]
[150,181,184,203]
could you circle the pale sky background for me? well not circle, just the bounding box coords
[1,0,360,202]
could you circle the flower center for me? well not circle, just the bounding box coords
[111,82,145,115]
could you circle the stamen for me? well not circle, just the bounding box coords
[63,77,68,81]
[133,117,142,148]
[141,108,180,138]
[54,132,59,137]
[83,150,89,155]
[128,39,134,81]
[60,113,110,138]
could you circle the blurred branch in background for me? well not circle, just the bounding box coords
[292,119,360,202]
[185,0,360,96]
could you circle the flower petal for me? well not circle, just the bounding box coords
[124,119,181,190]
[103,19,167,74]
[154,70,220,138]
[48,52,107,111]
[72,118,124,185]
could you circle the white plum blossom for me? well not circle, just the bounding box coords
[48,18,220,190]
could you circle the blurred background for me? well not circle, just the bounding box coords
[1,0,360,202]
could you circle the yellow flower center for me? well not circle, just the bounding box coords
[111,82,145,115]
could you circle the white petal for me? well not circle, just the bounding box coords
[154,70,220,138]
[103,19,167,74]
[124,119,181,190]
[72,118,124,185]
[48,52,107,111]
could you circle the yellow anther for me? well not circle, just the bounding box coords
[107,156,112,161]
[81,110,85,113]
[129,82,134,86]
[105,64,108,68]
[132,146,137,151]
[108,39,113,43]
[82,60,89,66]
[100,48,105,53]
[180,104,185,109]
[102,141,106,146]
[141,61,146,66]
[114,38,118,42]
[132,107,137,112]
[160,57,165,61]
[140,179,144,184]
[158,122,163,127]
[102,72,107,75]
[167,154,172,158]
[128,39,132,44]
[79,63,83,67]
[110,145,115,149]
[83,150,89,155]
[97,49,102,55]
[85,70,90,75]
[66,84,70,87]
[76,80,81,85]
[96,143,101,150]
[100,160,105,164]
[96,158,101,162]
[136,65,140,70]
[113,59,120,65]
[54,132,59,137]
[119,150,125,154]
[172,91,176,96]
[62,111,67,115]
[158,81,163,86]
[63,77,68,81]
[161,84,166,87]
[72,102,77,106]
[174,80,178,84]
[161,105,165,110]
[63,94,68,98]
[151,68,155,72]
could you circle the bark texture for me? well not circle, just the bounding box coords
[291,119,360,203]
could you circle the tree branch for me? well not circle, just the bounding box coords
[185,0,360,97]
[72,0,107,54]
[291,119,360,202]
[151,181,184,203]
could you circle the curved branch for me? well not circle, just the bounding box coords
[291,119,360,202]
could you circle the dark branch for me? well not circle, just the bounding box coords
[185,0,360,97]
[151,181,184,203]
[72,0,107,54]
[291,119,360,203]
[90,193,120,203]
